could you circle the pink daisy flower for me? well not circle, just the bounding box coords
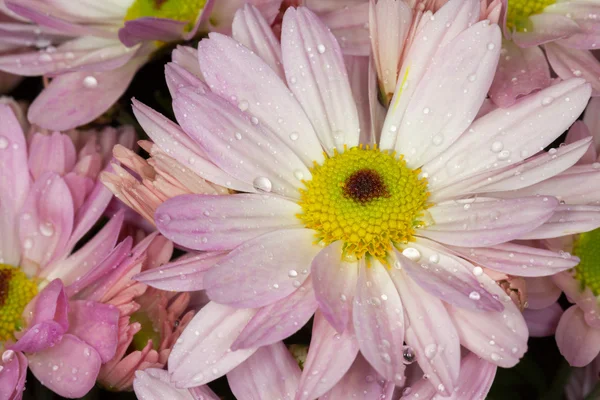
[490,0,600,107]
[0,0,283,130]
[121,0,599,396]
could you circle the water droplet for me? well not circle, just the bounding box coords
[83,348,91,357]
[82,76,98,89]
[402,387,412,396]
[468,73,477,82]
[487,42,496,50]
[293,170,304,180]
[389,125,398,132]
[38,53,52,62]
[39,222,55,237]
[288,270,298,278]
[423,107,430,114]
[469,291,481,300]
[253,176,272,192]
[238,100,249,111]
[491,353,501,361]
[429,253,440,263]
[393,260,402,269]
[424,343,438,359]
[437,384,445,392]
[0,136,8,149]
[402,345,416,364]
[23,238,33,250]
[2,350,15,363]
[234,132,242,140]
[402,247,421,261]
[497,150,510,160]
[541,96,554,106]
[473,266,483,276]
[490,141,503,152]
[289,132,299,141]
[317,44,326,53]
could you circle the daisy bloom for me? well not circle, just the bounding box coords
[509,97,600,367]
[0,0,283,130]
[112,0,600,396]
[490,0,600,107]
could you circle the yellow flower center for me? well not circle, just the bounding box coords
[573,228,600,296]
[506,0,556,32]
[124,0,207,26]
[297,146,430,264]
[0,264,38,343]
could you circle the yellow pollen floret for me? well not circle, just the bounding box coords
[0,264,38,343]
[297,145,430,264]
[572,228,600,296]
[125,0,207,26]
[506,0,556,32]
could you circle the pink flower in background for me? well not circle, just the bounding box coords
[490,0,600,107]
[565,354,600,400]
[0,0,283,131]
[116,1,600,397]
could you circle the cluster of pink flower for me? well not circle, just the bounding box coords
[1,0,600,399]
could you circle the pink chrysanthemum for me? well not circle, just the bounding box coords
[122,0,598,397]
[490,0,600,107]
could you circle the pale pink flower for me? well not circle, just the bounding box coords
[133,368,219,400]
[565,354,600,400]
[0,0,283,130]
[120,1,600,396]
[490,0,600,107]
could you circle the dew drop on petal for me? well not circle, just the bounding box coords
[424,343,438,359]
[253,176,272,192]
[39,222,55,237]
[487,42,496,50]
[402,247,421,261]
[402,345,416,364]
[490,141,503,153]
[317,44,326,53]
[238,100,249,111]
[541,96,554,106]
[0,136,8,149]
[234,132,243,140]
[473,266,483,276]
[288,269,298,278]
[82,76,98,89]
[469,291,481,300]
[289,132,299,141]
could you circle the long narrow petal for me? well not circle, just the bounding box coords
[394,240,503,312]
[424,79,591,190]
[388,20,501,168]
[228,342,301,400]
[566,121,596,165]
[311,241,358,333]
[28,132,76,180]
[320,354,393,400]
[197,33,324,166]
[134,368,218,400]
[447,352,497,400]
[173,88,309,199]
[134,252,226,292]
[0,350,27,400]
[0,104,30,266]
[169,302,257,387]
[232,277,318,350]
[281,7,360,153]
[27,334,102,398]
[390,268,460,396]
[353,259,405,384]
[447,273,528,367]
[447,242,579,277]
[556,306,600,367]
[489,40,551,107]
[546,44,600,95]
[297,311,359,399]
[204,229,319,308]
[519,204,600,239]
[155,193,301,251]
[418,197,558,247]
[119,17,187,47]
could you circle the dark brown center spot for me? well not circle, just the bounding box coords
[0,269,12,307]
[343,169,389,204]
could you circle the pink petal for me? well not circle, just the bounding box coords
[155,193,301,251]
[28,59,143,131]
[228,342,301,400]
[28,132,76,180]
[134,368,218,400]
[390,268,460,397]
[320,354,393,400]
[424,78,591,191]
[353,259,405,384]
[232,5,284,79]
[297,311,359,399]
[0,104,30,266]
[30,278,69,330]
[135,251,226,292]
[447,273,528,367]
[119,17,187,47]
[169,302,258,387]
[566,121,596,164]
[345,55,381,144]
[584,97,600,154]
[197,33,324,167]
[553,271,600,329]
[204,229,319,308]
[67,300,119,363]
[447,242,579,277]
[232,277,318,350]
[319,2,370,56]
[448,352,497,399]
[0,350,27,400]
[281,7,360,153]
[418,197,558,247]
[556,305,600,367]
[131,99,250,192]
[311,241,358,333]
[172,45,203,79]
[489,40,551,108]
[165,62,207,98]
[394,240,502,312]
[386,20,501,169]
[524,303,563,337]
[526,276,562,310]
[519,204,600,239]
[12,321,65,353]
[546,44,600,96]
[511,13,583,47]
[28,334,102,398]
[18,173,74,268]
[173,88,309,198]
[380,0,481,150]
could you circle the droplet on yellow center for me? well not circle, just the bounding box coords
[506,0,556,32]
[573,228,600,296]
[297,145,430,264]
[0,264,38,343]
[124,0,207,26]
